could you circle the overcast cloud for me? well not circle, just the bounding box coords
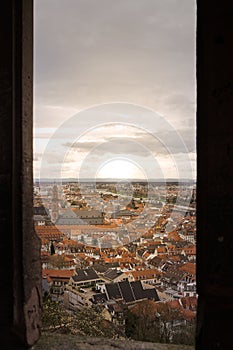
[34,0,196,180]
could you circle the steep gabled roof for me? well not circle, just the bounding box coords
[130,268,161,280]
[143,287,159,301]
[56,209,86,225]
[72,267,100,283]
[105,280,160,304]
[104,268,123,281]
[42,269,74,280]
[118,281,135,303]
[179,262,196,275]
[105,283,122,300]
[130,280,145,300]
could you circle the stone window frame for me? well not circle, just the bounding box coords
[1,0,233,349]
[0,1,40,348]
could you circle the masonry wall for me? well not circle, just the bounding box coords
[0,1,15,344]
[0,1,42,348]
[196,1,233,349]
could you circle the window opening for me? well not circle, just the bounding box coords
[34,0,196,345]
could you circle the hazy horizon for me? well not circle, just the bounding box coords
[34,177,196,183]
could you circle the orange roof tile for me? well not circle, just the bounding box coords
[42,269,75,279]
[179,262,196,275]
[157,246,167,253]
[130,268,162,280]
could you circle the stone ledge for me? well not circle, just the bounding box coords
[34,334,194,350]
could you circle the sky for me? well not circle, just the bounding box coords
[34,0,196,181]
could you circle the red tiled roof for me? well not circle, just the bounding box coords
[41,251,49,256]
[168,230,183,241]
[129,268,162,280]
[183,245,196,255]
[35,226,65,240]
[180,296,197,311]
[157,246,167,254]
[179,262,196,275]
[42,269,75,279]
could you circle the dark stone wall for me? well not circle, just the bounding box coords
[0,1,14,344]
[196,1,233,349]
[0,1,42,348]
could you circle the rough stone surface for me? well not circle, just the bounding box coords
[2,0,233,349]
[0,1,42,348]
[196,1,233,349]
[34,334,194,350]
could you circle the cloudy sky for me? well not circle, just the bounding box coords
[34,0,196,180]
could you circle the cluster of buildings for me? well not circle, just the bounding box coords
[34,181,197,332]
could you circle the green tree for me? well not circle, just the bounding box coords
[125,301,160,342]
[125,310,138,339]
[172,319,196,345]
[156,303,189,344]
[42,298,72,333]
[42,298,125,338]
[125,300,194,345]
[50,242,55,255]
[48,254,66,269]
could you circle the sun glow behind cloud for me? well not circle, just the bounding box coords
[96,158,146,180]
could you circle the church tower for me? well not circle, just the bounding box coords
[51,184,59,223]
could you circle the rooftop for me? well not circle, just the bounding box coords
[72,267,100,283]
